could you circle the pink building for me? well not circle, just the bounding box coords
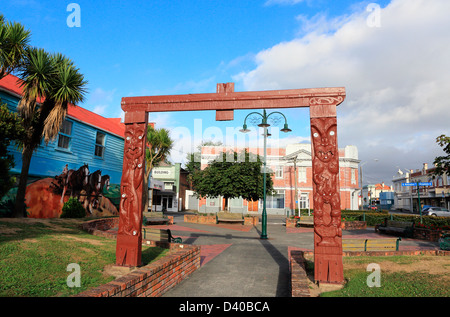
[195,143,360,215]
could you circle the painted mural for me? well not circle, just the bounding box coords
[0,164,120,218]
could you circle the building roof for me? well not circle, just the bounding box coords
[0,74,124,138]
[374,183,392,190]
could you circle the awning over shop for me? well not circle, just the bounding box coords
[149,179,164,190]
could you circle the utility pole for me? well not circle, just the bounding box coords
[293,156,299,216]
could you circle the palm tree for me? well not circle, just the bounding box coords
[0,15,31,79]
[12,47,87,217]
[144,125,173,212]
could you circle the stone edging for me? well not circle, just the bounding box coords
[77,217,201,297]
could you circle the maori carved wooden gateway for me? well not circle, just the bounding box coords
[117,83,345,284]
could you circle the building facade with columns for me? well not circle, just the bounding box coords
[190,143,360,215]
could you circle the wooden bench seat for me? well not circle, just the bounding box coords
[142,228,182,243]
[376,219,414,238]
[343,238,401,252]
[143,211,170,225]
[216,212,244,224]
[298,216,314,227]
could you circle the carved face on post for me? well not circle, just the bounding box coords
[311,118,337,163]
[124,124,145,164]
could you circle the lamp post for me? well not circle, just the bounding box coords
[240,109,291,239]
[359,159,379,221]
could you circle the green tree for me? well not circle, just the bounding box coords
[191,150,274,210]
[0,101,25,198]
[184,140,222,189]
[433,134,450,176]
[12,48,87,217]
[145,125,173,212]
[0,14,31,79]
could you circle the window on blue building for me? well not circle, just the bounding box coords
[95,131,105,158]
[57,120,72,149]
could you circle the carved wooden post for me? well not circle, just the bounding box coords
[115,111,148,267]
[310,98,344,284]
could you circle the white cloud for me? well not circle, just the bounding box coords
[92,105,108,116]
[87,87,117,117]
[234,0,450,184]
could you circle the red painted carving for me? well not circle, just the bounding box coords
[310,115,344,284]
[116,121,147,267]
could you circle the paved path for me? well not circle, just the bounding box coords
[155,213,439,297]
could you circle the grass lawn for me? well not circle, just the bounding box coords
[305,254,450,297]
[0,218,169,297]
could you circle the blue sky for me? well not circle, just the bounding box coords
[2,0,449,185]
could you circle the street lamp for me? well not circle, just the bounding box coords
[240,109,291,239]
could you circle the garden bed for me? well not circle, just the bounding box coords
[413,227,448,242]
[341,220,367,230]
[183,213,258,225]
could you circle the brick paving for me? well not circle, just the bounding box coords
[102,213,442,297]
[199,244,232,266]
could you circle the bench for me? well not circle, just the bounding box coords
[376,219,414,237]
[298,216,314,227]
[343,238,401,252]
[142,228,182,243]
[143,211,170,225]
[216,212,244,224]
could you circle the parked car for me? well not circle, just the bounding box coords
[423,206,450,217]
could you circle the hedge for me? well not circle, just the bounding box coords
[297,209,450,229]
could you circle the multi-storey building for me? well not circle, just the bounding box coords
[392,163,450,212]
[188,143,360,215]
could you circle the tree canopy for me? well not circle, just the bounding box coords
[145,124,173,211]
[0,101,25,198]
[433,134,450,176]
[189,149,274,208]
[0,15,88,217]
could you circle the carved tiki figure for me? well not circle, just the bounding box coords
[116,121,147,266]
[310,116,343,283]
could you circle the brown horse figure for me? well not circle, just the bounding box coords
[84,172,111,213]
[84,169,102,213]
[91,174,111,213]
[61,164,90,204]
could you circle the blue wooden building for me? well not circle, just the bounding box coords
[0,74,125,185]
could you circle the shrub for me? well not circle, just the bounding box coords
[61,197,86,218]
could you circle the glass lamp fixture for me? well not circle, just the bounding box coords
[280,123,292,133]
